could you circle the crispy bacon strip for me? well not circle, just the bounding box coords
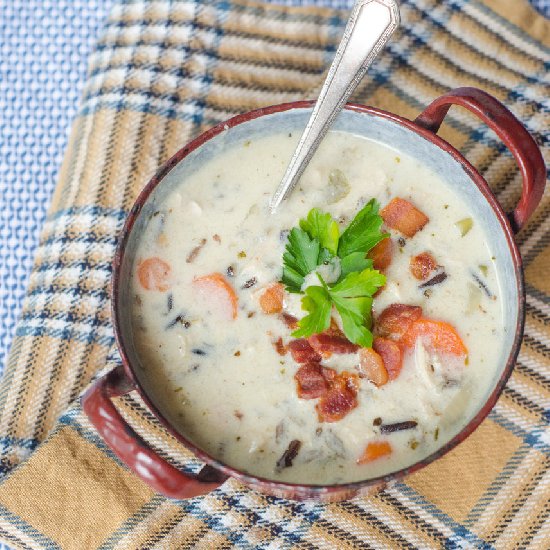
[373,337,403,381]
[259,283,284,314]
[288,339,322,363]
[381,198,429,237]
[308,332,359,356]
[280,312,298,329]
[367,237,393,270]
[376,304,422,341]
[410,252,437,280]
[294,363,335,399]
[316,371,359,423]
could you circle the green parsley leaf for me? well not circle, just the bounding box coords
[338,304,374,348]
[292,285,332,338]
[291,269,385,344]
[339,252,373,280]
[281,201,388,343]
[338,199,389,258]
[282,228,320,293]
[299,208,340,255]
[328,268,385,346]
[329,268,386,299]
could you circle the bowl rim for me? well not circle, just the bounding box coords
[112,100,525,496]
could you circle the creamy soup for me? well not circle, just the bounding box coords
[130,131,503,484]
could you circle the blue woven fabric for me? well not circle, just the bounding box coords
[0,0,113,373]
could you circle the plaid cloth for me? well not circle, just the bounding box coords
[4,0,550,378]
[0,0,548,548]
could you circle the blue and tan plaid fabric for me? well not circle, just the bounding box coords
[0,0,548,548]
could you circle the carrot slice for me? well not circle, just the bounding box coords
[259,283,284,314]
[193,273,238,319]
[367,237,393,270]
[376,303,423,341]
[137,257,171,291]
[357,441,392,464]
[358,348,389,386]
[410,252,437,280]
[381,198,429,237]
[401,318,468,356]
[373,337,403,381]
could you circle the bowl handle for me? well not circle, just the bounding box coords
[82,366,228,499]
[414,86,546,233]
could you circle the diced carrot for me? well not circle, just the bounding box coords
[401,318,468,356]
[259,283,284,314]
[367,237,393,270]
[137,257,171,292]
[358,348,389,386]
[357,441,392,464]
[376,304,423,341]
[410,252,437,280]
[193,273,238,319]
[381,198,429,237]
[373,337,403,381]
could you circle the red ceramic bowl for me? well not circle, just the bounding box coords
[82,87,545,502]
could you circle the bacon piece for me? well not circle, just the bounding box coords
[308,333,359,356]
[410,252,437,280]
[288,339,321,363]
[322,366,337,382]
[273,337,286,356]
[357,441,392,464]
[259,283,284,314]
[376,303,423,341]
[373,337,403,381]
[280,312,298,330]
[367,238,393,270]
[381,198,429,238]
[294,363,335,399]
[316,371,359,423]
[401,318,468,356]
[358,347,389,386]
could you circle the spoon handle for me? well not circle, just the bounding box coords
[269,0,400,212]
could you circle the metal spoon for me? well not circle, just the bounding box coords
[269,0,400,212]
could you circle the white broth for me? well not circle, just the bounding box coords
[130,131,503,484]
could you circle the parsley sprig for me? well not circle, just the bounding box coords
[281,200,388,347]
